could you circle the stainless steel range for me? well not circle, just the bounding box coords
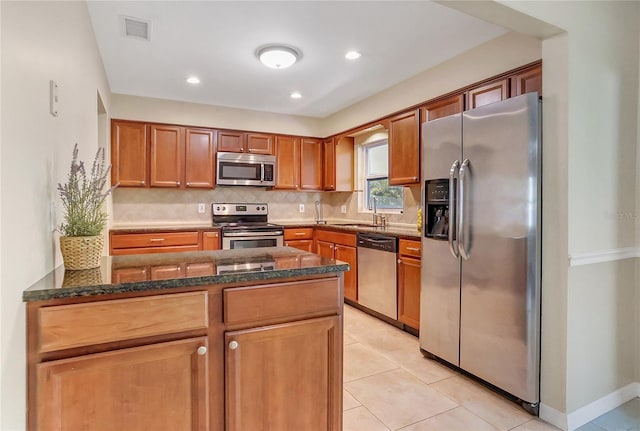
[212,203,284,249]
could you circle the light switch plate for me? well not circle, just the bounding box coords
[50,80,59,117]
[341,205,347,214]
[198,203,206,214]
[299,204,304,213]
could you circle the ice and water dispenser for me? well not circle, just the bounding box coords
[424,179,452,240]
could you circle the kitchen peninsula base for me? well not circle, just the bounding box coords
[24,248,347,431]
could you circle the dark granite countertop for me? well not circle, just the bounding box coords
[23,247,349,302]
[110,224,218,233]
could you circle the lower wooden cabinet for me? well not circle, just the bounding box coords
[284,227,314,252]
[36,337,209,431]
[315,229,357,302]
[397,239,422,330]
[225,316,341,431]
[110,228,221,255]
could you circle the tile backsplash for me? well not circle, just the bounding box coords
[111,185,420,228]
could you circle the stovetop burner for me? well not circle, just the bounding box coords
[212,203,282,232]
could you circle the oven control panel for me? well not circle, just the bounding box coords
[212,203,268,216]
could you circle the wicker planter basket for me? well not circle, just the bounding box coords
[60,235,104,270]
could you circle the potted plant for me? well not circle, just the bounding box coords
[58,144,116,270]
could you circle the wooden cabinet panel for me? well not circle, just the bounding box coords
[111,120,148,187]
[111,232,199,250]
[335,244,357,302]
[335,135,354,192]
[223,278,340,326]
[284,239,314,252]
[225,316,341,431]
[398,256,421,330]
[112,267,149,284]
[388,109,420,185]
[150,124,184,188]
[37,292,208,353]
[314,229,357,248]
[36,337,209,431]
[422,94,464,122]
[300,138,323,190]
[466,79,509,110]
[323,138,336,191]
[150,264,186,280]
[202,230,220,250]
[217,131,245,153]
[284,228,314,240]
[185,128,215,188]
[274,135,300,190]
[399,239,421,259]
[511,64,542,97]
[185,262,215,277]
[246,133,274,155]
[316,240,334,259]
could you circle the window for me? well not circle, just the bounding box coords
[361,141,404,211]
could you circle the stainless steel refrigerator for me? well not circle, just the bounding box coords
[419,92,541,413]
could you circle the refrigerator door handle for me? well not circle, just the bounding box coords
[458,158,470,260]
[448,160,460,258]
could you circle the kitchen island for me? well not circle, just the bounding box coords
[24,247,348,431]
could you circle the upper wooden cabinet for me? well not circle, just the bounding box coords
[511,64,542,97]
[466,78,509,110]
[422,94,464,122]
[274,135,300,190]
[150,124,184,188]
[300,138,323,190]
[217,131,274,155]
[185,128,216,188]
[111,120,148,187]
[334,135,354,192]
[323,138,336,191]
[388,109,420,185]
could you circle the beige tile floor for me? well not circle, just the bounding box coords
[342,304,560,431]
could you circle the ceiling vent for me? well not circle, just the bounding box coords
[122,16,150,41]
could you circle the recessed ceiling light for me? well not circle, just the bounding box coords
[345,51,361,60]
[290,92,302,99]
[257,45,301,69]
[186,76,200,85]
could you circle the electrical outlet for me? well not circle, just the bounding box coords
[198,203,206,214]
[341,205,347,214]
[299,204,305,213]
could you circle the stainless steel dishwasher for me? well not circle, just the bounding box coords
[357,233,398,319]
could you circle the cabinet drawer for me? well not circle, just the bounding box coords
[399,239,421,258]
[284,227,314,240]
[314,229,357,247]
[38,291,208,353]
[224,278,340,325]
[111,232,199,249]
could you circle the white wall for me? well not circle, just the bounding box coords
[0,2,111,429]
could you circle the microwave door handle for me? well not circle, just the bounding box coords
[448,160,460,259]
[260,163,265,183]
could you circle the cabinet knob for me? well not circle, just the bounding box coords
[197,346,207,356]
[397,258,402,264]
[240,148,244,152]
[176,181,181,187]
[248,148,252,152]
[229,340,239,350]
[413,176,418,181]
[186,182,191,187]
[140,180,145,185]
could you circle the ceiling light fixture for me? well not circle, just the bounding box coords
[345,51,361,60]
[257,45,300,69]
[290,92,302,99]
[186,76,200,84]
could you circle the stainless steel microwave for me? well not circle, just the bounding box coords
[216,152,276,187]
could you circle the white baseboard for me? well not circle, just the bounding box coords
[540,382,640,431]
[569,247,640,266]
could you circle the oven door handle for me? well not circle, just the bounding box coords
[223,231,284,237]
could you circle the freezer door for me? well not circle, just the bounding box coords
[420,114,462,366]
[459,93,540,404]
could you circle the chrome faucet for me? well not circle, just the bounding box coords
[371,197,386,228]
[315,200,326,224]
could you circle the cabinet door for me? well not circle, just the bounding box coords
[185,128,215,188]
[202,230,220,250]
[316,240,334,259]
[225,316,341,431]
[111,120,148,187]
[285,239,314,252]
[398,256,421,330]
[37,337,209,431]
[466,78,509,110]
[511,64,542,97]
[217,131,245,153]
[422,94,464,122]
[246,133,274,155]
[112,266,149,283]
[335,135,354,192]
[274,135,300,190]
[150,124,184,188]
[335,244,357,302]
[388,109,420,185]
[300,138,323,190]
[323,138,336,191]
